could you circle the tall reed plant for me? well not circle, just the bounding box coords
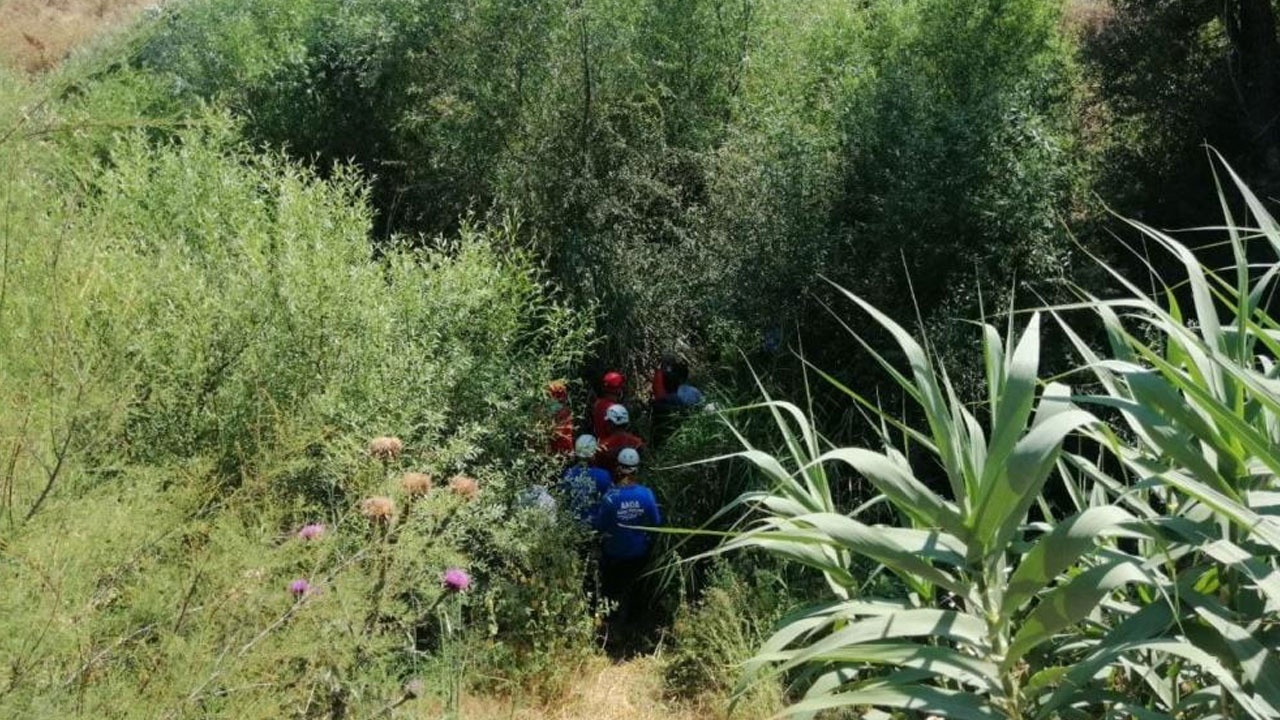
[708,157,1280,719]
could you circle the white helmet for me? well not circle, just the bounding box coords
[617,447,640,470]
[604,403,630,426]
[574,434,599,459]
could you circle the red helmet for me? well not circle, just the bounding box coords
[602,371,625,393]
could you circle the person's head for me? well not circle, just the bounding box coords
[547,380,568,404]
[602,371,625,395]
[616,447,640,481]
[604,403,630,429]
[574,434,599,461]
[662,354,690,388]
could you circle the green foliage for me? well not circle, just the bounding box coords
[707,161,1280,718]
[664,560,786,714]
[0,82,597,714]
[13,0,1267,715]
[1079,0,1276,235]
[117,0,1089,379]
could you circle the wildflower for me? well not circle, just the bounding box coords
[289,579,311,597]
[368,436,404,461]
[297,523,325,541]
[360,496,397,524]
[448,475,479,500]
[442,568,471,592]
[400,472,433,497]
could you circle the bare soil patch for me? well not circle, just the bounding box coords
[1,0,155,72]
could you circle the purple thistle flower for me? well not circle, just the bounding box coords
[297,523,325,541]
[442,568,471,592]
[289,579,311,597]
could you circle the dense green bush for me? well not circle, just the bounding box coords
[119,0,1091,392]
[663,560,786,714]
[0,85,597,714]
[1080,0,1280,236]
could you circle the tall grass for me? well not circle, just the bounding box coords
[709,158,1280,719]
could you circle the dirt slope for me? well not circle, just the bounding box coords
[422,657,708,720]
[0,0,155,73]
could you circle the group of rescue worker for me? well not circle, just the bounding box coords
[537,357,706,638]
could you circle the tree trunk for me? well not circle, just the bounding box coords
[1224,0,1280,186]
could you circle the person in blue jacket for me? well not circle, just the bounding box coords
[594,447,662,630]
[559,434,613,523]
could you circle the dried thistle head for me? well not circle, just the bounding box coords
[400,472,433,497]
[448,475,479,500]
[402,678,426,700]
[360,496,397,523]
[368,436,404,461]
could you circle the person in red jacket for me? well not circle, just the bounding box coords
[650,354,690,446]
[595,403,645,473]
[591,371,626,438]
[650,354,689,404]
[546,380,574,455]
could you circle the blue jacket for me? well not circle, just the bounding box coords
[560,465,613,522]
[595,483,662,559]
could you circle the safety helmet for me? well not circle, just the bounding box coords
[602,371,626,393]
[604,404,630,426]
[617,447,640,470]
[574,434,599,459]
[676,384,704,407]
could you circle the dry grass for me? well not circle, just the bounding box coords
[420,657,710,720]
[1062,0,1114,37]
[0,0,156,73]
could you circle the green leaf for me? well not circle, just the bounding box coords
[814,448,966,538]
[1153,467,1280,552]
[1002,506,1137,618]
[831,284,967,506]
[756,642,999,692]
[973,408,1096,557]
[1038,638,1277,720]
[979,312,1042,498]
[1006,559,1152,667]
[785,513,967,595]
[755,609,992,668]
[1189,597,1280,711]
[982,322,1006,418]
[779,684,1004,720]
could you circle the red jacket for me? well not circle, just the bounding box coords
[652,365,670,402]
[550,407,573,455]
[591,394,620,438]
[595,431,645,473]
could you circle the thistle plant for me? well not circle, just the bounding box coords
[297,523,325,541]
[447,475,479,501]
[369,436,404,462]
[401,472,433,497]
